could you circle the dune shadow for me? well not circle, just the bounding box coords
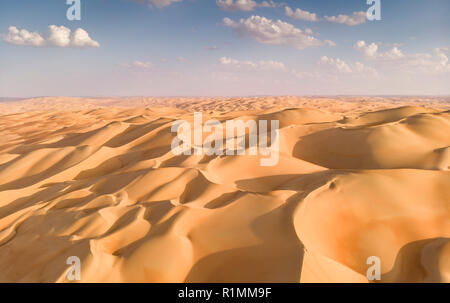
[184,195,308,282]
[292,127,377,169]
[184,170,356,282]
[380,237,449,283]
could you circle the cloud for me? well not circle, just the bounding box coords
[219,56,287,71]
[352,61,378,77]
[290,69,319,80]
[285,7,370,26]
[218,55,379,83]
[124,61,153,69]
[320,56,352,73]
[354,40,450,74]
[134,0,182,8]
[48,26,100,48]
[216,0,279,11]
[71,28,100,48]
[223,15,322,49]
[324,40,336,47]
[383,46,405,60]
[47,25,71,47]
[285,7,369,26]
[435,48,449,68]
[354,40,405,60]
[354,40,378,57]
[218,56,326,82]
[150,0,182,8]
[325,11,367,26]
[3,26,45,47]
[3,25,99,48]
[320,56,378,76]
[285,6,318,22]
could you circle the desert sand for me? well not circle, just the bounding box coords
[0,96,449,283]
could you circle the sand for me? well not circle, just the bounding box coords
[0,96,448,282]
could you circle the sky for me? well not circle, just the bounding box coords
[0,0,449,97]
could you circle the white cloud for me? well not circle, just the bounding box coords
[354,40,378,57]
[124,61,153,69]
[383,46,405,60]
[404,49,450,73]
[355,40,406,60]
[320,56,378,76]
[47,25,71,47]
[3,25,99,48]
[352,62,378,77]
[217,56,365,87]
[285,7,369,26]
[223,15,322,49]
[216,0,279,11]
[285,6,318,22]
[219,56,287,71]
[435,48,449,68]
[207,45,219,51]
[217,0,257,11]
[290,69,319,80]
[3,26,45,47]
[324,40,336,47]
[71,28,100,48]
[354,40,450,74]
[320,56,352,73]
[218,56,331,83]
[146,0,182,8]
[325,11,367,26]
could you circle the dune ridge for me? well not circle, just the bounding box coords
[0,97,449,282]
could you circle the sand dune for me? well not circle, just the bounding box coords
[0,97,448,282]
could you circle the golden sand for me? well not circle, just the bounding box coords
[0,96,448,282]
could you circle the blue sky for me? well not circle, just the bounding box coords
[1,0,449,97]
